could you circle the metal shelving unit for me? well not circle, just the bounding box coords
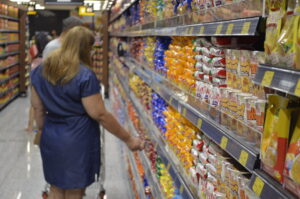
[112,64,196,199]
[113,56,297,199]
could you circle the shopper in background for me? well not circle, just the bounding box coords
[31,26,144,199]
[42,16,83,59]
[26,32,50,132]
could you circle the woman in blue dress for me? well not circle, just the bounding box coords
[31,26,144,199]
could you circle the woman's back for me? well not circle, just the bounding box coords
[31,64,100,117]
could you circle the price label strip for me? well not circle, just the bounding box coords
[226,24,234,35]
[220,136,228,150]
[239,150,249,167]
[241,22,251,34]
[252,176,265,197]
[261,71,275,87]
[295,79,300,97]
[215,24,223,35]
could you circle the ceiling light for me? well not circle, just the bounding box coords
[35,4,45,10]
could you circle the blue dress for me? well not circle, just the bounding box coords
[31,65,101,189]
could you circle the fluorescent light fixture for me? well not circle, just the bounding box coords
[93,3,102,10]
[10,0,30,2]
[35,4,45,10]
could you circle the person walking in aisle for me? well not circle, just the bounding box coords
[43,16,83,59]
[26,31,50,132]
[31,26,144,199]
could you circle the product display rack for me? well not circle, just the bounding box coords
[0,2,26,111]
[108,0,300,198]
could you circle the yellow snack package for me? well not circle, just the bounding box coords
[284,115,300,197]
[261,95,297,183]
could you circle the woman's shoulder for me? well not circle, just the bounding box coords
[77,64,96,81]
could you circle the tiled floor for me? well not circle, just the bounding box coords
[0,96,131,199]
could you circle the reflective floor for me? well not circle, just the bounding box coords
[0,96,130,199]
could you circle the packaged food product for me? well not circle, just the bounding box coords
[261,95,296,183]
[284,116,300,197]
[255,99,267,130]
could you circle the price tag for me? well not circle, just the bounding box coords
[295,79,300,97]
[252,176,265,196]
[169,97,173,104]
[241,22,251,34]
[220,136,228,149]
[178,104,182,114]
[188,27,194,35]
[261,71,275,87]
[216,24,223,34]
[226,24,234,35]
[200,26,205,35]
[166,163,171,170]
[239,150,249,167]
[197,118,203,129]
[180,184,184,194]
[182,108,187,117]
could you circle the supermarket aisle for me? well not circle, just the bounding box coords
[0,96,130,199]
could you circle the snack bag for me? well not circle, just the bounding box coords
[261,95,295,183]
[294,14,300,70]
[264,0,287,63]
[275,15,299,68]
[284,115,300,197]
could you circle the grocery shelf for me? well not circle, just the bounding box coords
[0,41,19,45]
[0,51,19,59]
[125,99,164,199]
[0,93,19,110]
[254,64,300,97]
[127,151,148,199]
[0,29,19,33]
[109,0,139,23]
[0,62,19,72]
[249,170,297,199]
[124,152,136,199]
[0,14,19,21]
[0,72,20,84]
[0,83,19,97]
[110,17,261,37]
[123,57,260,172]
[112,67,195,199]
[112,67,197,199]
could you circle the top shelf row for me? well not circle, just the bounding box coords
[109,0,264,36]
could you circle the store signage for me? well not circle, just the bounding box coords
[45,0,83,5]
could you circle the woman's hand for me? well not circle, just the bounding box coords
[126,136,145,151]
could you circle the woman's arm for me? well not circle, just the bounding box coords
[31,87,45,131]
[82,93,144,151]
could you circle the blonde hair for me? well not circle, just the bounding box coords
[43,26,95,85]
